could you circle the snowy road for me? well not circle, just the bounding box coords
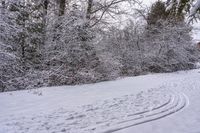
[0,69,200,133]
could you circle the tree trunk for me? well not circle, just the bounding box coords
[78,0,93,42]
[59,0,66,16]
[86,0,93,20]
[42,0,48,45]
[1,0,5,15]
[44,0,48,18]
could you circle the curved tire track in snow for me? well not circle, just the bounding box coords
[101,90,189,133]
[1,89,189,133]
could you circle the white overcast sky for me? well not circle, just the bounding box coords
[142,0,160,5]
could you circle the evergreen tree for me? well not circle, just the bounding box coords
[166,0,200,21]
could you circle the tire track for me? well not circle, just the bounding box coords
[101,90,189,133]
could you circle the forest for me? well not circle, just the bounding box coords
[0,0,200,92]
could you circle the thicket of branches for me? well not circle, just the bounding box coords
[0,0,199,92]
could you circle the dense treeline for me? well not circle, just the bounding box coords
[0,0,199,92]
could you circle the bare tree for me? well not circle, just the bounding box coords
[83,0,139,27]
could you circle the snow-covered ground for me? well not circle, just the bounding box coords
[1,69,200,133]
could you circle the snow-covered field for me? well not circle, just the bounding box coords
[0,69,200,133]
